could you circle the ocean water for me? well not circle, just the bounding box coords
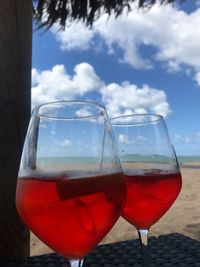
[177,156,200,163]
[37,156,99,164]
[34,155,200,174]
[37,155,200,165]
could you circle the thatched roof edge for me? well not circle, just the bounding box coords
[33,0,184,29]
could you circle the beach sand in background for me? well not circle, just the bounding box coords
[30,164,200,256]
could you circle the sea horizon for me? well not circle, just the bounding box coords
[177,155,200,163]
[37,155,200,164]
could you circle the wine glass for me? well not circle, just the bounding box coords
[111,114,182,267]
[16,100,126,267]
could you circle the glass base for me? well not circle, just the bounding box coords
[138,229,149,267]
[69,259,84,267]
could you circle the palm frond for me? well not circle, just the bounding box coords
[34,0,184,29]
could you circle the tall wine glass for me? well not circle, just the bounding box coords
[16,100,126,267]
[111,114,182,267]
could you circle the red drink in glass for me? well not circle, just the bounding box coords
[16,172,125,259]
[122,170,182,229]
[111,113,183,267]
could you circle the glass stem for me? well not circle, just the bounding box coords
[138,229,149,267]
[69,259,84,267]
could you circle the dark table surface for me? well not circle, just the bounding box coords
[3,233,200,266]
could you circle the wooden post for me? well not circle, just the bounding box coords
[0,0,32,261]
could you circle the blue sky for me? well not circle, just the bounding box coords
[32,1,200,156]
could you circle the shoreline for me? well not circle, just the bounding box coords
[179,161,200,169]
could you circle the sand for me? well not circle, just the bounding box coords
[30,163,200,256]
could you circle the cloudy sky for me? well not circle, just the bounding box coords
[32,0,200,156]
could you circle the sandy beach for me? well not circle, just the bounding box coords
[30,163,200,256]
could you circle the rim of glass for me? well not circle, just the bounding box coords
[35,100,107,120]
[110,113,164,126]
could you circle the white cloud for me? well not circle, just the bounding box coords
[39,123,47,128]
[100,82,171,118]
[32,63,171,118]
[119,134,134,145]
[194,71,200,86]
[31,63,102,107]
[98,5,200,70]
[75,108,92,117]
[174,132,200,144]
[166,60,181,73]
[32,68,40,85]
[175,134,181,139]
[52,22,94,51]
[56,138,72,148]
[51,4,200,74]
[170,131,200,156]
[119,133,146,145]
